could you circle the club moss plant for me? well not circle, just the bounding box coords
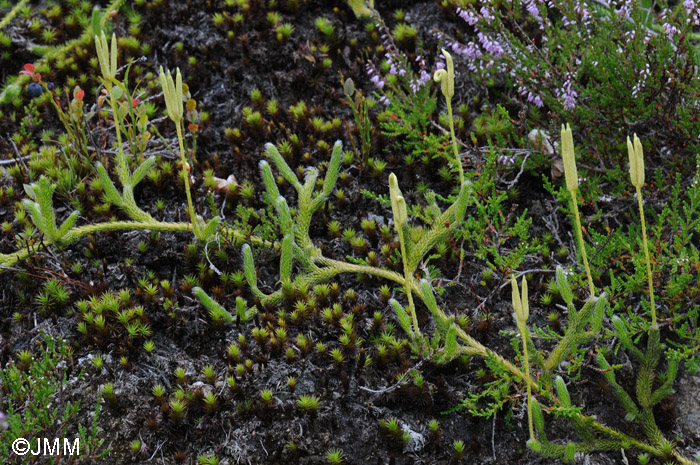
[0,35,276,270]
[417,127,689,464]
[195,139,471,326]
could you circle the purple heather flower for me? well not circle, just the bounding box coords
[379,95,390,105]
[525,0,543,23]
[663,22,679,40]
[477,32,503,57]
[559,79,577,111]
[456,7,479,26]
[497,154,516,165]
[631,63,650,97]
[370,75,385,89]
[480,6,495,24]
[419,70,431,85]
[615,0,633,20]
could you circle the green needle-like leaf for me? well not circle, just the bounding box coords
[322,140,342,196]
[131,156,156,186]
[259,160,281,203]
[265,143,300,189]
[193,287,233,323]
[242,244,266,300]
[96,162,124,206]
[390,298,413,337]
[56,211,80,240]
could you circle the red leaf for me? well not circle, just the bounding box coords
[132,98,140,107]
[75,89,85,100]
[24,63,35,74]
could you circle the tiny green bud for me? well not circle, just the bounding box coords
[560,123,578,193]
[388,173,407,230]
[94,32,117,84]
[433,49,454,100]
[627,134,645,189]
[159,67,183,124]
[554,376,571,407]
[511,276,529,325]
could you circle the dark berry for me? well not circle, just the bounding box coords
[47,82,55,91]
[27,82,42,98]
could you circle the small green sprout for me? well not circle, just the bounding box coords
[314,17,335,40]
[201,365,216,384]
[101,383,117,406]
[325,448,345,465]
[129,439,142,454]
[453,439,466,459]
[203,391,219,413]
[259,389,273,406]
[297,394,320,412]
[169,399,186,422]
[152,384,167,401]
[174,367,187,385]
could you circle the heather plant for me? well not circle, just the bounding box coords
[364,15,452,174]
[443,0,700,189]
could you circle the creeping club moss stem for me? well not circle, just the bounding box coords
[0,221,190,269]
[315,256,418,292]
[0,0,29,30]
[0,221,271,272]
[636,186,657,329]
[453,321,691,463]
